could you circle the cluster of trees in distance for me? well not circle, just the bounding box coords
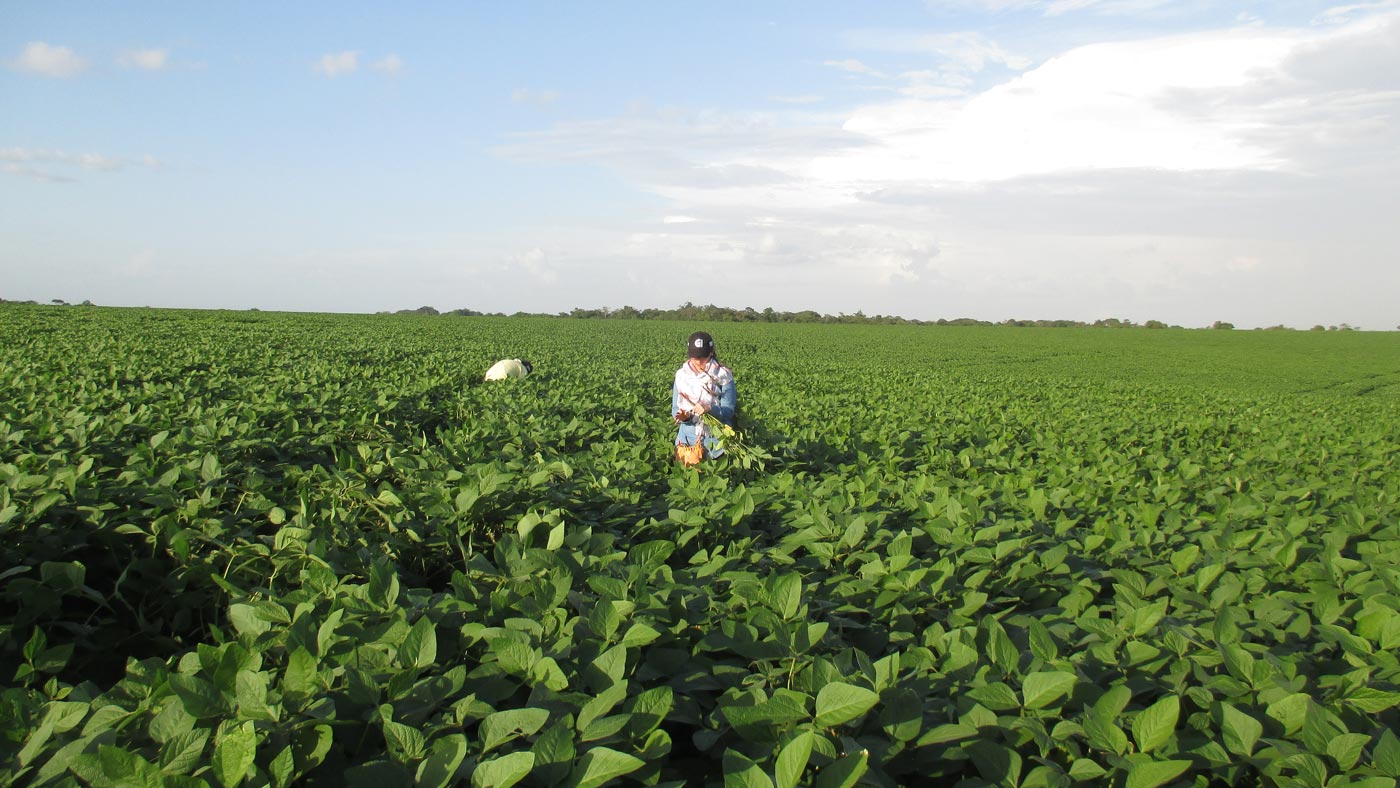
[389,302,1368,331]
[0,297,1372,330]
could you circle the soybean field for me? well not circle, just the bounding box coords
[3,305,1400,788]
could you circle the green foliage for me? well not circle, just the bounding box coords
[2,306,1399,786]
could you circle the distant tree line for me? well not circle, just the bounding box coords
[1,298,98,307]
[2,298,1368,330]
[392,302,1368,330]
[430,303,1087,326]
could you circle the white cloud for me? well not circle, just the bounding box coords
[896,71,975,98]
[932,0,1037,10]
[77,153,123,171]
[836,31,1031,95]
[663,215,699,224]
[846,30,1031,71]
[824,58,886,77]
[1041,0,1174,15]
[371,54,403,75]
[509,13,1400,188]
[118,48,169,71]
[1,148,55,163]
[936,0,1176,15]
[313,51,359,77]
[833,14,1383,192]
[498,9,1400,326]
[10,41,86,77]
[0,163,73,183]
[1227,255,1263,272]
[512,88,561,105]
[123,249,156,278]
[1315,0,1400,25]
[1,148,162,182]
[510,247,559,285]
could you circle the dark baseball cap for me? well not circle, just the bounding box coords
[687,331,715,358]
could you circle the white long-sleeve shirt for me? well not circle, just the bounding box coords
[484,359,530,381]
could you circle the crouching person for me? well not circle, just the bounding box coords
[484,359,533,381]
[672,332,737,467]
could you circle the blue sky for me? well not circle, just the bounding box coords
[4,1,1398,328]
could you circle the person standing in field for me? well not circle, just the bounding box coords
[672,331,737,467]
[484,358,533,381]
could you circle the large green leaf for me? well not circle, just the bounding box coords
[1021,671,1078,710]
[815,683,879,728]
[1084,712,1129,756]
[917,722,979,746]
[1124,758,1190,788]
[1361,728,1400,781]
[228,604,271,638]
[212,722,257,788]
[577,682,628,733]
[1027,619,1059,663]
[530,720,576,788]
[158,729,209,775]
[400,616,438,670]
[1218,703,1262,757]
[472,751,536,788]
[282,647,319,697]
[1325,733,1370,772]
[879,688,923,742]
[268,746,295,788]
[168,674,231,719]
[722,749,774,788]
[481,708,551,754]
[1131,695,1179,754]
[968,741,1022,787]
[383,718,426,763]
[775,732,814,788]
[766,573,802,620]
[967,682,1021,711]
[1067,759,1106,780]
[723,691,810,740]
[292,724,333,775]
[1343,688,1400,714]
[814,750,868,788]
[564,747,645,788]
[627,685,674,737]
[1264,693,1309,735]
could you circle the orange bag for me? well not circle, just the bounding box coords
[675,443,704,467]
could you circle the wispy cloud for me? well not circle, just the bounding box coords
[512,88,561,105]
[846,30,1030,70]
[770,94,825,104]
[510,247,559,285]
[76,153,124,171]
[1314,0,1400,24]
[371,54,403,75]
[9,41,86,77]
[313,51,359,77]
[0,163,74,183]
[117,48,169,71]
[122,249,157,278]
[1040,0,1177,16]
[0,148,162,182]
[824,58,886,77]
[834,31,1031,95]
[936,0,1176,16]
